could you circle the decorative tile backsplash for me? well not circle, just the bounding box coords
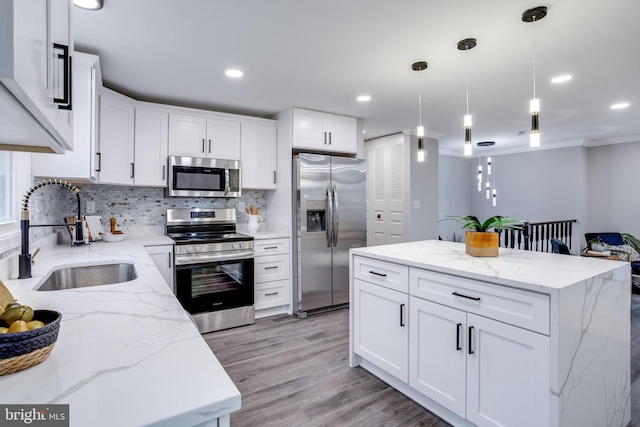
[26,184,267,242]
[78,186,267,226]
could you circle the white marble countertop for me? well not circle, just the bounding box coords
[236,223,289,240]
[352,240,630,292]
[2,241,240,427]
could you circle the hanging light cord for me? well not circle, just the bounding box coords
[418,72,423,127]
[532,19,537,99]
[465,47,470,116]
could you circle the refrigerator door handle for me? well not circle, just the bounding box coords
[326,185,333,248]
[332,184,339,247]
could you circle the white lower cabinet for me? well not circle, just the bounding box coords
[352,255,550,427]
[353,279,408,383]
[465,313,549,427]
[409,297,549,427]
[409,297,466,417]
[254,238,290,313]
[144,244,174,293]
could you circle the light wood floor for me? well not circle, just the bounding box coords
[206,296,640,427]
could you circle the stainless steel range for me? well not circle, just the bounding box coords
[166,208,254,333]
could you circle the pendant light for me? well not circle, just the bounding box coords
[412,61,428,162]
[522,6,547,148]
[457,38,477,156]
[74,0,104,10]
[492,157,497,207]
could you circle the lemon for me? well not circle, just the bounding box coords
[8,320,28,333]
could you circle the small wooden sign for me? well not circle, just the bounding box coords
[465,231,499,257]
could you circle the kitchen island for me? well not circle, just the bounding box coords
[2,241,240,427]
[349,240,630,427]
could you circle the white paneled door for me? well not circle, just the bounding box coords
[365,134,404,246]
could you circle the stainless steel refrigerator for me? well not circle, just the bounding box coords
[292,153,366,318]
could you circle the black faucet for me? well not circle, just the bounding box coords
[18,179,86,279]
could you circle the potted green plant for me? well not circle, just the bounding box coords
[440,215,524,257]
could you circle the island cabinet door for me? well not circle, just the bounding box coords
[353,279,409,383]
[466,313,550,427]
[409,297,467,418]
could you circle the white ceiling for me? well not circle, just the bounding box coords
[73,0,640,155]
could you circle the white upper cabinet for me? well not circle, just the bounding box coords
[168,113,205,157]
[134,107,168,187]
[241,123,277,189]
[0,0,73,153]
[292,108,357,154]
[168,113,240,160]
[49,0,73,148]
[32,52,101,182]
[207,118,240,160]
[97,88,135,185]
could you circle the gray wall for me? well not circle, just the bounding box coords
[406,135,440,240]
[439,146,589,250]
[438,155,472,241]
[588,141,640,237]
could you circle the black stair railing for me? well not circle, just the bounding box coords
[500,219,577,252]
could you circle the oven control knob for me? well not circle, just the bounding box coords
[233,243,240,249]
[186,247,195,254]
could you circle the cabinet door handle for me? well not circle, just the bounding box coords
[324,132,327,145]
[368,270,387,277]
[168,253,172,268]
[53,43,72,110]
[400,303,405,327]
[265,266,278,270]
[264,246,278,250]
[329,132,332,145]
[273,171,277,184]
[456,323,462,351]
[96,152,102,172]
[265,292,279,296]
[130,163,135,179]
[208,139,212,153]
[452,291,481,301]
[162,165,166,180]
[202,138,205,153]
[468,326,474,355]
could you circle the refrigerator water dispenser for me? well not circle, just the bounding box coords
[306,200,326,232]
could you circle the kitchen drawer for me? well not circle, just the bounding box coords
[255,279,289,310]
[255,254,290,283]
[353,256,409,293]
[410,268,550,335]
[254,238,289,256]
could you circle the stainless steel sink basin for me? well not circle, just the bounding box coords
[36,263,137,291]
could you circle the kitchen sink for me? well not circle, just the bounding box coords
[36,263,137,291]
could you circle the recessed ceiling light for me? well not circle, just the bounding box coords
[74,0,103,10]
[551,74,572,83]
[225,69,243,78]
[611,102,630,110]
[357,95,371,102]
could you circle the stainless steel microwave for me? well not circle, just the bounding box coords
[167,156,241,198]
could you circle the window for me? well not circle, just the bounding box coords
[0,151,12,224]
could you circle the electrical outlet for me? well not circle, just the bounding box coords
[86,201,96,214]
[413,200,421,209]
[238,201,245,212]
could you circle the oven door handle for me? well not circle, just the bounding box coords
[175,250,254,265]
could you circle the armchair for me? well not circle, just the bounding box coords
[585,232,640,294]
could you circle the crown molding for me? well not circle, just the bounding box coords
[440,134,640,157]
